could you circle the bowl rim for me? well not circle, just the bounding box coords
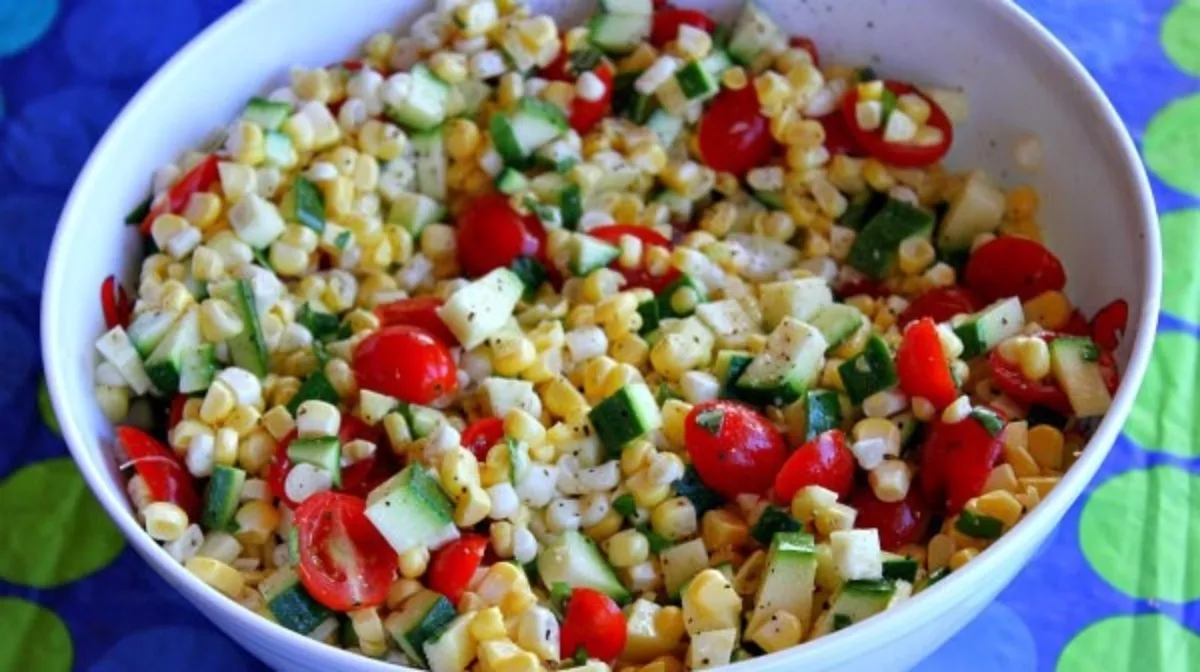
[40,0,1161,669]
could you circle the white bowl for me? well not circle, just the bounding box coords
[41,0,1160,670]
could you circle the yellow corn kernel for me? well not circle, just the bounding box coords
[651,497,698,541]
[186,556,244,597]
[1006,185,1039,220]
[233,500,280,545]
[399,546,429,578]
[628,471,671,509]
[1022,290,1071,330]
[429,51,469,84]
[471,607,508,642]
[584,507,624,542]
[183,192,224,230]
[610,333,650,367]
[1017,476,1059,498]
[1003,423,1041,478]
[357,120,407,161]
[237,430,276,475]
[973,490,1024,529]
[491,336,537,377]
[606,529,651,567]
[621,440,656,476]
[224,404,261,438]
[440,447,481,499]
[896,93,932,125]
[200,381,237,424]
[949,547,979,571]
[143,501,189,541]
[169,419,211,453]
[444,119,482,160]
[926,533,956,571]
[1027,425,1065,471]
[656,398,692,451]
[258,403,294,442]
[292,67,334,102]
[701,509,750,551]
[862,158,896,191]
[455,486,491,527]
[229,120,266,166]
[539,377,590,422]
[897,236,936,275]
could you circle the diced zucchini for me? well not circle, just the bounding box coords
[126,309,181,358]
[287,436,342,487]
[837,334,898,405]
[178,344,217,394]
[495,167,529,195]
[491,98,569,164]
[810,579,897,637]
[386,64,449,131]
[289,176,326,233]
[953,297,1025,359]
[387,191,445,237]
[675,60,719,101]
[936,170,1006,252]
[201,465,246,531]
[749,531,817,635]
[1050,336,1113,417]
[759,277,833,329]
[95,326,153,395]
[589,383,663,457]
[384,589,458,667]
[809,304,866,352]
[661,538,710,597]
[645,109,684,148]
[805,389,843,441]
[365,465,457,556]
[227,279,270,378]
[437,268,524,349]
[412,128,448,202]
[727,2,786,68]
[589,13,652,55]
[261,566,333,634]
[537,530,631,603]
[734,318,828,406]
[847,198,935,278]
[144,307,203,394]
[242,97,293,131]
[569,234,620,276]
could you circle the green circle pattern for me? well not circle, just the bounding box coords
[1080,467,1200,602]
[0,598,73,672]
[1159,210,1200,323]
[1163,0,1200,75]
[1144,94,1200,196]
[1124,333,1200,456]
[1059,614,1200,671]
[0,458,125,588]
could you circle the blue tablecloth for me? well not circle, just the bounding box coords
[3,0,1199,669]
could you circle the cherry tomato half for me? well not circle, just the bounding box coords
[964,236,1066,303]
[101,275,132,330]
[560,588,627,663]
[427,534,489,605]
[898,286,983,327]
[774,430,855,503]
[1060,310,1091,337]
[116,425,202,521]
[988,333,1118,415]
[353,325,458,405]
[850,485,931,551]
[1090,298,1129,352]
[570,63,615,134]
[697,86,778,177]
[650,8,716,47]
[588,224,682,293]
[338,416,395,499]
[456,193,543,277]
[375,296,458,345]
[819,112,863,157]
[265,431,300,509]
[840,81,953,167]
[462,417,505,462]
[686,400,788,499]
[920,410,1006,513]
[789,35,821,66]
[139,154,220,234]
[896,318,958,409]
[294,492,397,611]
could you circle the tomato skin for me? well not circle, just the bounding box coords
[1090,299,1128,352]
[427,535,489,605]
[139,154,220,234]
[116,426,202,521]
[294,492,397,611]
[569,64,614,134]
[964,237,1067,303]
[650,8,716,47]
[898,287,983,327]
[840,81,953,167]
[686,401,788,499]
[375,296,458,345]
[456,194,542,277]
[560,588,627,663]
[774,430,855,503]
[167,394,188,432]
[850,485,931,551]
[698,86,778,177]
[101,275,132,330]
[789,36,820,66]
[920,412,1006,513]
[819,112,863,156]
[896,318,958,409]
[587,224,681,293]
[462,417,505,461]
[1061,310,1091,336]
[988,333,1118,414]
[337,416,393,498]
[353,326,459,405]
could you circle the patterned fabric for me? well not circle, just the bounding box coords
[1,0,1197,669]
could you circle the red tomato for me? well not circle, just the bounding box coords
[266,431,300,509]
[375,296,458,345]
[988,333,1119,414]
[462,417,505,462]
[920,411,1006,513]
[540,50,571,82]
[456,194,543,277]
[140,154,220,234]
[588,224,682,293]
[115,426,201,521]
[167,394,188,432]
[896,318,958,409]
[427,535,489,604]
[850,485,931,551]
[840,81,953,167]
[774,430,855,502]
[819,112,863,156]
[294,492,397,611]
[898,286,983,327]
[698,86,778,177]
[964,237,1067,303]
[650,8,716,47]
[560,588,627,663]
[1061,310,1091,336]
[338,416,394,498]
[1091,299,1128,352]
[353,326,458,405]
[100,275,132,330]
[569,63,615,134]
[685,401,788,499]
[789,35,821,66]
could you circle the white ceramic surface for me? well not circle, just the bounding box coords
[41,0,1160,670]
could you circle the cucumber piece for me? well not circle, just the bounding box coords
[759,277,833,329]
[749,531,817,635]
[837,334,898,405]
[727,1,786,67]
[384,589,458,667]
[805,389,843,441]
[535,139,582,173]
[734,318,828,406]
[510,256,548,300]
[881,553,919,582]
[674,60,719,101]
[145,307,203,394]
[645,109,684,148]
[178,344,217,394]
[953,297,1024,359]
[809,304,866,352]
[422,611,476,672]
[261,566,333,634]
[386,64,449,131]
[569,234,620,276]
[95,326,153,395]
[600,0,652,13]
[412,128,448,202]
[671,465,725,518]
[491,98,569,164]
[661,538,710,597]
[495,166,529,195]
[955,509,1004,539]
[286,371,340,415]
[227,279,269,378]
[1049,336,1113,417]
[750,505,802,545]
[506,437,531,485]
[263,131,295,167]
[839,191,886,230]
[588,383,663,457]
[437,267,524,349]
[713,349,754,399]
[847,198,935,278]
[201,465,246,531]
[701,50,734,78]
[228,193,287,249]
[242,97,293,131]
[387,191,445,237]
[589,13,652,55]
[365,465,457,556]
[287,436,342,487]
[454,79,493,117]
[538,530,631,603]
[560,183,583,230]
[811,579,898,637]
[637,299,661,336]
[126,309,181,358]
[289,176,326,233]
[936,171,1006,253]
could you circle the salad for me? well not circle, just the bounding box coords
[92,0,1130,670]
